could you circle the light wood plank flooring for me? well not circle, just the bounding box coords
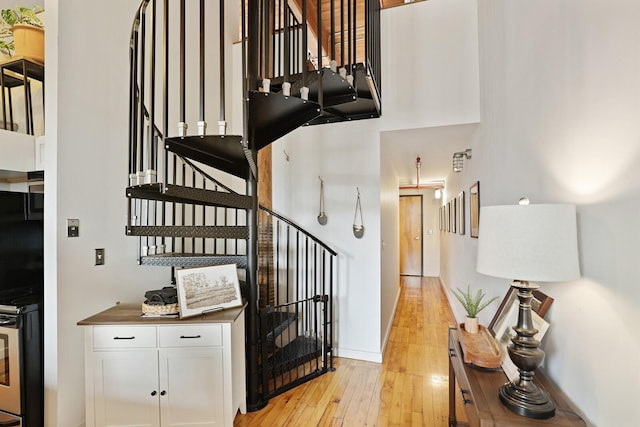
[234,276,460,426]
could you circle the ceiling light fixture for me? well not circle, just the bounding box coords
[453,149,472,172]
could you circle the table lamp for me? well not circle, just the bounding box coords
[476,199,580,419]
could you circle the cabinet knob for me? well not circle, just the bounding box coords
[160,390,167,396]
[151,391,157,396]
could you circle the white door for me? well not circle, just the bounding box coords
[93,350,160,427]
[159,348,225,427]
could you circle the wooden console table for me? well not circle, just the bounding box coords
[448,328,586,426]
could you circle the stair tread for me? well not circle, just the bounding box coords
[126,225,249,239]
[127,183,252,209]
[266,311,298,343]
[306,64,380,125]
[266,336,322,371]
[248,91,321,150]
[164,134,250,179]
[140,253,247,268]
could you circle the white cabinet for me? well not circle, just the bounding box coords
[93,350,160,427]
[81,305,246,427]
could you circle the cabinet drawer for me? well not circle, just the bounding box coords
[159,324,223,347]
[449,331,480,426]
[93,326,157,349]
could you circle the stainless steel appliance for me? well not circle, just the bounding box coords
[0,286,42,427]
[0,187,44,427]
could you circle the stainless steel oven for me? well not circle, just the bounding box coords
[0,288,42,427]
[1,317,21,412]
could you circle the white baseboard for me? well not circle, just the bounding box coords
[334,347,383,363]
[379,285,401,359]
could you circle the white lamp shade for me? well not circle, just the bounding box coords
[476,204,580,282]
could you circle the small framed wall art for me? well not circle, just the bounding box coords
[458,191,465,235]
[176,264,243,318]
[469,181,480,238]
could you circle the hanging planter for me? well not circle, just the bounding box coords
[317,176,328,225]
[352,187,364,239]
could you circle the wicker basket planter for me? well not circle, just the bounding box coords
[142,302,179,316]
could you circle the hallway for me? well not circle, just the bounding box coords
[234,276,460,426]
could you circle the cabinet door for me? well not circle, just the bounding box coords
[93,350,161,427]
[158,348,225,427]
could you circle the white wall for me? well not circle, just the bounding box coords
[379,152,400,350]
[47,1,171,425]
[438,1,640,425]
[272,0,480,361]
[272,122,384,361]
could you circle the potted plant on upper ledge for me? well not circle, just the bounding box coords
[0,5,44,63]
[453,285,499,334]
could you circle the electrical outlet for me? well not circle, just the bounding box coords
[67,219,79,237]
[95,248,105,266]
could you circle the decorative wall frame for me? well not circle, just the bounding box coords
[489,288,554,332]
[469,181,480,238]
[175,264,243,318]
[458,191,465,235]
[451,197,457,233]
[489,287,552,381]
[446,202,450,232]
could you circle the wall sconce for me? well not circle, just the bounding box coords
[452,149,472,172]
[435,189,442,199]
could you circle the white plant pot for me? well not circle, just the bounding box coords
[465,316,479,334]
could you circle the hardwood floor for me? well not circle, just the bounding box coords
[234,276,461,426]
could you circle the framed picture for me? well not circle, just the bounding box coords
[469,181,480,238]
[489,287,554,333]
[439,206,443,230]
[457,191,465,235]
[176,264,243,318]
[451,198,457,233]
[446,202,450,232]
[489,287,554,381]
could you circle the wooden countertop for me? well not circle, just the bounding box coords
[77,302,246,326]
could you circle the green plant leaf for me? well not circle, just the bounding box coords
[452,285,499,318]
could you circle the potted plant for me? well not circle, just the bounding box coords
[452,285,499,333]
[0,5,44,63]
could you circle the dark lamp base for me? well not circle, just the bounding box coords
[499,380,555,419]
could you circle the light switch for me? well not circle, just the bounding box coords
[67,219,79,237]
[95,248,105,265]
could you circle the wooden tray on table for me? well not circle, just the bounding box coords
[457,323,503,368]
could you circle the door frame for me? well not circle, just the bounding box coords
[399,194,423,276]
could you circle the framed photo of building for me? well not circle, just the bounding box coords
[176,264,243,318]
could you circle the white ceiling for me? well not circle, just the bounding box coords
[381,123,479,187]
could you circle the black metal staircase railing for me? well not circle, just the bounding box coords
[258,206,336,399]
[125,0,378,411]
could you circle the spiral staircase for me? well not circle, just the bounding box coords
[125,0,381,410]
